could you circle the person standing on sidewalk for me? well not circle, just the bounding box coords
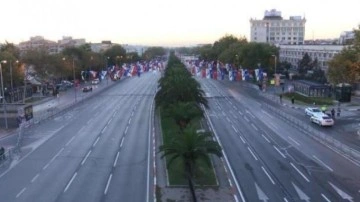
[331,108,335,118]
[279,94,283,103]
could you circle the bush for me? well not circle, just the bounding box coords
[283,92,334,105]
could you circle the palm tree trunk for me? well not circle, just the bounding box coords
[186,162,197,202]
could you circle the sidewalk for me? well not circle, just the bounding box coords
[0,78,122,140]
[263,84,360,117]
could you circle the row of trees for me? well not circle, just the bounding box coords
[328,25,360,84]
[178,26,360,85]
[0,43,166,89]
[177,35,281,74]
[156,52,222,202]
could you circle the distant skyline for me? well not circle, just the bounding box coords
[0,0,359,47]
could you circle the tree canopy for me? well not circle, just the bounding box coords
[327,25,360,84]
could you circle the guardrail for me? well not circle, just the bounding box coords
[0,79,124,168]
[262,101,360,164]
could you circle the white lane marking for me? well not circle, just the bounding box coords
[246,110,255,119]
[124,126,129,135]
[329,181,353,201]
[321,193,331,202]
[120,137,124,147]
[204,107,245,202]
[104,174,113,195]
[31,174,40,183]
[232,125,238,133]
[262,110,274,118]
[93,137,100,147]
[313,155,334,172]
[290,163,310,182]
[261,166,275,185]
[255,183,269,201]
[81,150,92,165]
[128,118,132,124]
[283,197,289,202]
[101,125,107,134]
[274,146,286,158]
[251,123,258,131]
[16,187,26,198]
[43,147,64,170]
[226,117,231,122]
[292,182,310,201]
[244,116,250,122]
[262,134,271,143]
[267,122,279,130]
[65,136,76,146]
[113,151,120,167]
[64,172,77,192]
[288,136,300,146]
[107,118,112,125]
[239,136,246,144]
[247,147,258,161]
[238,110,243,115]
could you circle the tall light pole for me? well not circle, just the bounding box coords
[272,54,277,74]
[23,64,28,104]
[0,60,8,129]
[72,58,77,102]
[63,57,77,102]
[106,56,109,85]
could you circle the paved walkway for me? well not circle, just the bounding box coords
[0,78,120,140]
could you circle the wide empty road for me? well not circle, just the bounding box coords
[0,71,160,202]
[199,78,360,202]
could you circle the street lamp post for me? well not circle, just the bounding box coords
[72,58,77,102]
[63,57,77,103]
[272,54,277,74]
[106,57,109,85]
[0,60,8,129]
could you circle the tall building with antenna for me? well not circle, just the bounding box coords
[250,9,306,45]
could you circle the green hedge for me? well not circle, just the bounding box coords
[283,92,334,106]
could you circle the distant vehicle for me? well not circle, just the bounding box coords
[91,79,100,85]
[305,107,322,116]
[82,86,92,92]
[310,113,334,126]
[279,74,286,85]
[61,80,73,88]
[56,84,67,91]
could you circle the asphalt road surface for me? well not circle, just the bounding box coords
[199,78,360,202]
[0,72,160,202]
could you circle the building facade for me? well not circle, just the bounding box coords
[18,36,58,55]
[279,45,345,71]
[250,9,306,45]
[18,36,86,55]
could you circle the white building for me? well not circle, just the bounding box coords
[57,36,86,52]
[250,9,306,45]
[279,45,345,71]
[339,31,355,45]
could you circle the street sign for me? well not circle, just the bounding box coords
[24,105,33,121]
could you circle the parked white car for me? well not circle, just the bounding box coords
[310,113,334,126]
[91,79,100,85]
[305,107,322,116]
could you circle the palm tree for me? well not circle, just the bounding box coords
[155,66,208,108]
[164,101,204,131]
[159,128,222,202]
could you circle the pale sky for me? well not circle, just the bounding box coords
[1,0,359,46]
